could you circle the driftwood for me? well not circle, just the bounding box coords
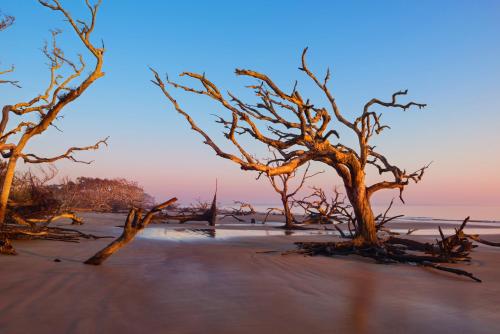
[0,222,108,255]
[1,223,106,242]
[220,200,255,222]
[294,217,500,282]
[10,212,83,227]
[228,200,255,215]
[220,214,245,222]
[159,191,218,226]
[262,207,285,224]
[0,209,107,255]
[0,237,16,255]
[84,198,178,265]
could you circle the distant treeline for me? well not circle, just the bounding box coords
[2,162,154,216]
[51,177,155,212]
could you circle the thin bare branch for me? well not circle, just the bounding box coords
[21,137,108,164]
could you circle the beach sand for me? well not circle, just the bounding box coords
[1,212,500,334]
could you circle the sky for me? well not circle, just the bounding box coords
[1,0,500,208]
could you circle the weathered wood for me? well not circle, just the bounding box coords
[0,237,16,255]
[160,192,217,226]
[0,223,108,249]
[219,214,245,222]
[466,234,500,247]
[16,212,83,227]
[84,198,177,265]
[294,187,355,237]
[152,49,428,244]
[294,217,498,282]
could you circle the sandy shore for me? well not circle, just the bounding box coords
[1,212,500,334]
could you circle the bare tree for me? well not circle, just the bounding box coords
[294,187,356,237]
[0,0,107,225]
[151,49,500,280]
[219,200,256,222]
[260,160,321,228]
[151,48,428,245]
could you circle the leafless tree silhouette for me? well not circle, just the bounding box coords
[0,0,107,226]
[151,48,428,245]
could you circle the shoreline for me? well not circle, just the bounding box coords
[1,212,500,333]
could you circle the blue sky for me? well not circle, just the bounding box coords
[1,1,500,206]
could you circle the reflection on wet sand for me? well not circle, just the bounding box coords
[3,212,500,333]
[139,227,338,241]
[349,272,375,334]
[139,226,500,242]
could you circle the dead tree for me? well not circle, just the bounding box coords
[294,187,356,236]
[151,50,500,280]
[5,164,83,225]
[151,48,429,244]
[0,163,108,255]
[260,159,321,228]
[1,222,108,255]
[374,198,405,233]
[0,0,107,228]
[158,191,218,226]
[230,201,256,215]
[220,201,255,222]
[84,198,178,265]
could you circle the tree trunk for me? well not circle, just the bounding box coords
[0,157,17,225]
[344,173,378,245]
[282,196,294,229]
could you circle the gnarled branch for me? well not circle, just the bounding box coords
[21,137,108,164]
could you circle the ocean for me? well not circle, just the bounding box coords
[223,204,500,222]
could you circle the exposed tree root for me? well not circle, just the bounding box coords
[294,217,498,282]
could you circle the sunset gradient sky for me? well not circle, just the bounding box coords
[1,0,499,207]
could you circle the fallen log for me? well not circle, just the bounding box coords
[10,211,83,227]
[158,191,217,226]
[219,213,245,222]
[84,197,177,265]
[0,210,107,255]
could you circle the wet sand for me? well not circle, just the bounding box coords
[1,212,500,334]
